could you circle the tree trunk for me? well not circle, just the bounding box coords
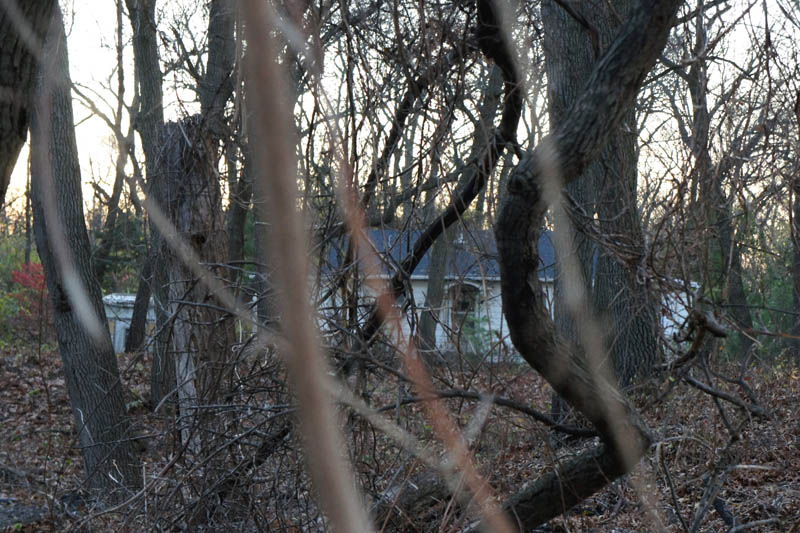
[543,0,659,389]
[487,1,680,528]
[125,250,152,352]
[248,145,279,331]
[0,0,56,209]
[418,223,452,354]
[726,232,754,352]
[226,141,251,282]
[24,168,32,264]
[199,0,235,135]
[30,6,140,498]
[124,0,165,366]
[160,118,234,450]
[593,138,660,386]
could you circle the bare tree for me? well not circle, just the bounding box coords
[30,5,140,498]
[490,0,680,526]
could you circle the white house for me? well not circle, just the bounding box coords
[102,228,689,358]
[319,228,556,359]
[320,227,691,360]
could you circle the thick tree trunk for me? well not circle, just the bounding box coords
[485,1,680,528]
[543,0,659,389]
[30,7,140,498]
[593,136,660,387]
[249,146,279,330]
[149,253,175,410]
[160,119,234,450]
[542,0,599,359]
[125,0,163,156]
[226,142,251,282]
[125,250,151,351]
[726,234,754,352]
[199,0,235,134]
[794,183,800,359]
[0,0,56,209]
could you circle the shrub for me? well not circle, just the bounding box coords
[4,262,52,342]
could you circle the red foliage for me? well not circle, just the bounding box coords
[11,262,46,293]
[10,262,51,333]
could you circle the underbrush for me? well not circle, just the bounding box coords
[0,343,797,531]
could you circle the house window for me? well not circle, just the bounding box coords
[448,283,481,332]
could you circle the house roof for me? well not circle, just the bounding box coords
[326,227,555,282]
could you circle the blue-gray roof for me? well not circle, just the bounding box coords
[325,228,555,281]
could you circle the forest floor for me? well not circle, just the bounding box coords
[0,341,798,532]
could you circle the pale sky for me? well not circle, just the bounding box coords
[4,0,794,217]
[5,1,203,214]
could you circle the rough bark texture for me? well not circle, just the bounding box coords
[487,0,681,528]
[593,128,660,387]
[199,0,235,133]
[544,0,604,421]
[160,118,234,444]
[200,0,243,279]
[30,7,140,497]
[125,0,163,160]
[0,0,56,209]
[124,0,165,364]
[544,0,659,389]
[251,146,278,329]
[226,142,251,279]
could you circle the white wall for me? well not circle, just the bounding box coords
[404,278,555,358]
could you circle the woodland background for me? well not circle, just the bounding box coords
[0,0,798,531]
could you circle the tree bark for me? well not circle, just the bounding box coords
[593,135,660,386]
[160,118,234,450]
[543,0,659,389]
[543,0,599,419]
[486,0,680,528]
[125,0,163,157]
[30,6,140,498]
[0,0,56,209]
[226,141,251,282]
[124,0,165,366]
[418,226,450,354]
[199,0,235,134]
